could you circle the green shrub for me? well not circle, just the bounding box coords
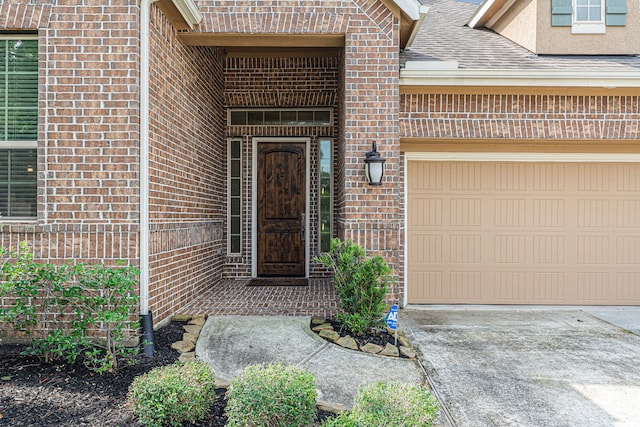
[225,362,317,427]
[314,239,393,335]
[0,242,141,373]
[128,360,216,427]
[323,381,439,427]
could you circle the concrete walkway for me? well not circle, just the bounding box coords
[402,307,640,427]
[195,316,425,410]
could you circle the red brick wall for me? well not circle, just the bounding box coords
[0,1,140,267]
[340,0,403,302]
[200,1,405,301]
[223,55,340,277]
[0,2,230,326]
[400,93,640,140]
[147,6,226,323]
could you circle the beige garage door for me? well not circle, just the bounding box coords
[407,161,640,305]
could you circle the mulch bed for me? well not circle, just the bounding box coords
[0,321,232,426]
[0,319,391,426]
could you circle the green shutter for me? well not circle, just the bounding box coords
[605,0,627,26]
[551,0,573,26]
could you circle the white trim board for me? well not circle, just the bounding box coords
[405,152,640,162]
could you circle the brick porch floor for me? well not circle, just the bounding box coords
[179,278,339,317]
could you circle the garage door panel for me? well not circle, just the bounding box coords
[617,273,640,302]
[617,200,640,227]
[408,161,640,305]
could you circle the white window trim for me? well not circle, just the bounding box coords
[572,0,605,34]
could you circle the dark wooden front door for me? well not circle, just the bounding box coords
[257,141,306,276]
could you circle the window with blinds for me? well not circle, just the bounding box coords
[1,36,38,218]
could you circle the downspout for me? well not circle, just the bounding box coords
[140,0,158,356]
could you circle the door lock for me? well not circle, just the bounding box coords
[301,213,306,241]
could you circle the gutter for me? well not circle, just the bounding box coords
[140,0,158,356]
[400,66,640,88]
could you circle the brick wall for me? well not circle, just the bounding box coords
[192,0,405,301]
[340,0,403,301]
[1,1,140,267]
[400,93,640,140]
[147,5,226,323]
[224,55,339,278]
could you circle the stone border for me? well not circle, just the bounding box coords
[170,314,206,363]
[310,317,417,359]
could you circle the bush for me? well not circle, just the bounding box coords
[128,360,216,427]
[314,239,393,335]
[225,362,317,427]
[323,381,439,427]
[0,242,141,373]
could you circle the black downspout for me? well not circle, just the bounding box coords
[141,311,155,357]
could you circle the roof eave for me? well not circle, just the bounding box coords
[399,68,640,88]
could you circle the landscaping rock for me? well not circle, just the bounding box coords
[178,351,196,363]
[311,317,328,326]
[361,343,383,354]
[400,346,416,359]
[312,323,334,332]
[183,324,202,336]
[336,335,358,350]
[183,332,198,343]
[171,340,195,353]
[188,316,206,326]
[398,333,411,349]
[319,329,341,343]
[380,343,399,357]
[172,314,192,322]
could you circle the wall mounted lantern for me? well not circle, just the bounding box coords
[364,141,386,185]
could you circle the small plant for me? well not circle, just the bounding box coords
[323,381,439,427]
[225,362,317,427]
[315,239,393,335]
[0,242,141,373]
[128,360,216,427]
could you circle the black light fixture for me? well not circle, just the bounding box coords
[364,141,385,185]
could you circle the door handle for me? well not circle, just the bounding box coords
[301,213,306,241]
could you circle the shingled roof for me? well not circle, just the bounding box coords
[401,0,640,71]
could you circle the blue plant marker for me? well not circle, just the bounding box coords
[385,303,399,347]
[385,303,398,330]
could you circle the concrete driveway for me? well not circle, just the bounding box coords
[402,307,640,427]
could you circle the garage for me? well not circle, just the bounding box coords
[406,157,640,305]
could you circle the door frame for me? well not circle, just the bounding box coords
[252,137,311,278]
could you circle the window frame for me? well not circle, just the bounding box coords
[227,138,243,256]
[1,34,39,220]
[318,138,332,253]
[572,0,606,33]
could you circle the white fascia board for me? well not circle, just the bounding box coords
[393,0,422,20]
[467,0,496,28]
[172,0,203,29]
[404,5,430,49]
[400,68,640,88]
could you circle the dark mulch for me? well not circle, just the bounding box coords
[0,321,231,426]
[0,321,337,426]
